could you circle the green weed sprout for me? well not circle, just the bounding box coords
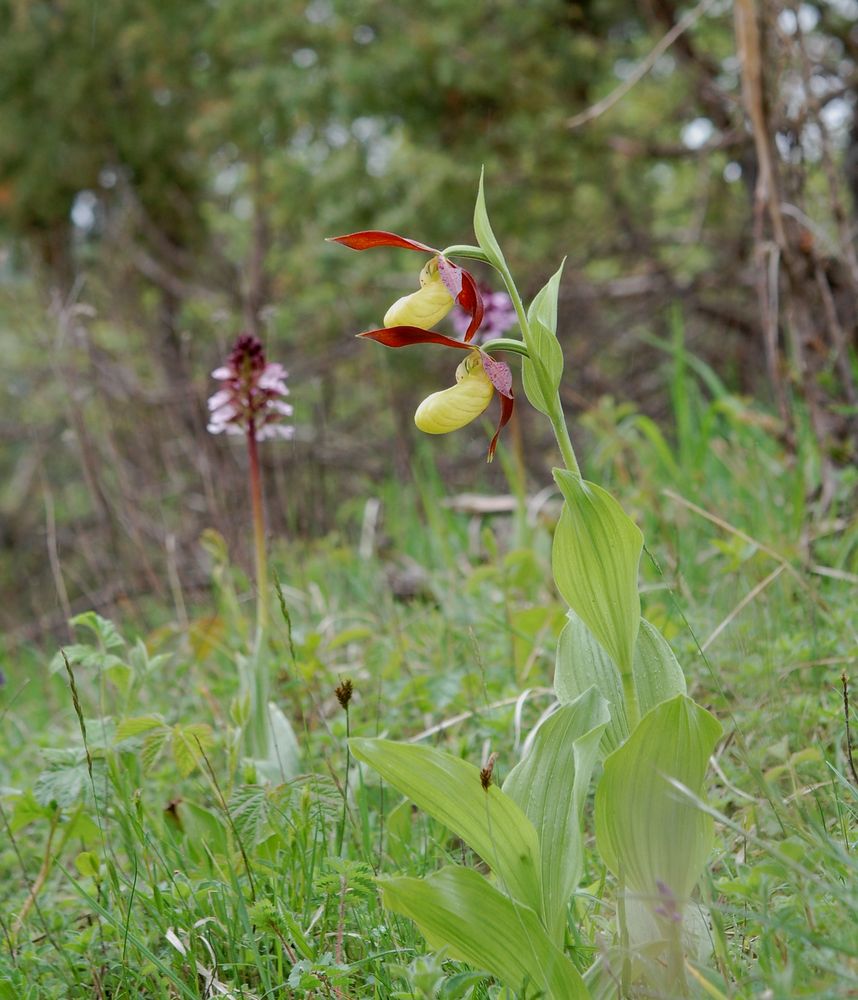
[332,174,722,997]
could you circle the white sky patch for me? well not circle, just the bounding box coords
[324,123,350,148]
[71,191,97,231]
[648,162,674,186]
[353,24,374,44]
[293,48,318,68]
[801,123,823,161]
[352,116,381,143]
[305,0,333,24]
[681,117,715,150]
[820,97,853,133]
[723,161,742,183]
[366,136,396,177]
[797,3,821,30]
[777,5,819,34]
[213,163,244,196]
[233,195,253,221]
[613,58,636,81]
[825,0,858,16]
[778,9,798,34]
[652,53,676,78]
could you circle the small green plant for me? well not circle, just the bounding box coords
[333,174,723,997]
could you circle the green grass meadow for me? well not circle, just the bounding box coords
[2,348,857,998]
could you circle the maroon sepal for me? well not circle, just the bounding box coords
[487,392,515,462]
[358,327,474,351]
[458,270,484,342]
[328,231,437,254]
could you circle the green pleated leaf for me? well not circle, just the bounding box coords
[350,737,541,913]
[633,619,687,716]
[522,262,565,415]
[381,866,589,999]
[555,614,686,754]
[503,687,609,944]
[527,258,563,334]
[595,695,722,906]
[473,170,507,271]
[552,470,643,675]
[555,612,625,752]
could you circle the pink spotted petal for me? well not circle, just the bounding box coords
[436,256,464,299]
[480,353,513,398]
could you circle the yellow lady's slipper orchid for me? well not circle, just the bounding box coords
[383,257,455,330]
[414,351,494,434]
[330,228,515,460]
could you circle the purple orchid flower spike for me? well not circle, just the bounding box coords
[207,333,294,442]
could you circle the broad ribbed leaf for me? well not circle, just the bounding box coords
[504,688,609,944]
[350,738,541,913]
[552,470,643,675]
[633,620,687,717]
[522,262,565,415]
[555,614,686,754]
[555,612,625,751]
[595,695,721,905]
[381,866,589,999]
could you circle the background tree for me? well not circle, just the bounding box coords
[0,0,854,635]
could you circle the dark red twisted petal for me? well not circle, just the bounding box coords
[328,231,437,254]
[487,392,515,462]
[458,270,485,342]
[358,327,475,350]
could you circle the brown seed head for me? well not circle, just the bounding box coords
[335,678,353,710]
[479,751,499,791]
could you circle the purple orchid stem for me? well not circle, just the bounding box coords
[246,418,269,635]
[246,418,269,761]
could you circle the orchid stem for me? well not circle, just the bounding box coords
[497,266,581,477]
[247,424,269,634]
[246,421,270,760]
[621,669,641,732]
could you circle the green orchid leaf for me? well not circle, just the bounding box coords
[555,614,686,754]
[633,619,687,716]
[381,866,589,999]
[555,612,625,751]
[350,737,542,913]
[522,262,566,415]
[472,169,507,271]
[522,318,565,416]
[552,470,643,676]
[504,687,609,944]
[527,258,565,335]
[595,694,722,906]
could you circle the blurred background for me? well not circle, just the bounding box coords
[1,0,856,643]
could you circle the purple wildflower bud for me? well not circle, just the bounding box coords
[207,334,294,442]
[451,284,517,343]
